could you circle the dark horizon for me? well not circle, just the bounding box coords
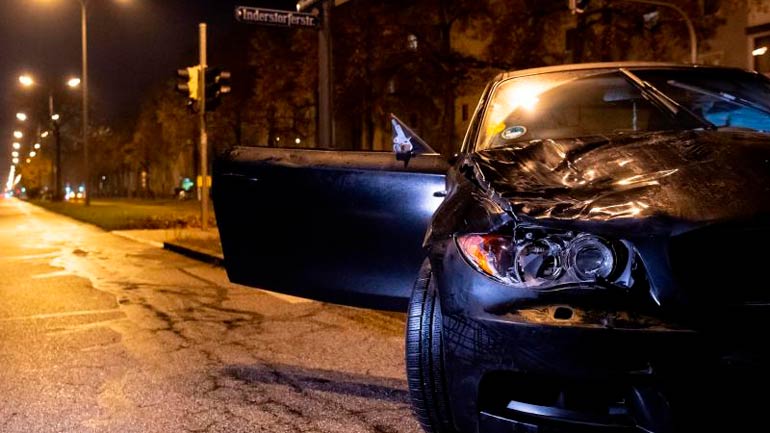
[0,0,294,170]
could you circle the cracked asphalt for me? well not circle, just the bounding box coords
[0,199,421,433]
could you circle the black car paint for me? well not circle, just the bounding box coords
[431,129,770,309]
[426,69,770,430]
[214,64,770,433]
[213,146,447,311]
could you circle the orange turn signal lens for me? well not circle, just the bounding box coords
[456,234,513,281]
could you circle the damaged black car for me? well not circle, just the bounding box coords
[213,62,770,433]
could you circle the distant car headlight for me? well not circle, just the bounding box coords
[456,229,633,291]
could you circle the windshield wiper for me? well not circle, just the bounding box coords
[667,79,770,117]
[619,68,715,130]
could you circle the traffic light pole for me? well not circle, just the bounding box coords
[199,23,209,230]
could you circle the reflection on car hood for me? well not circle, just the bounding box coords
[474,130,770,224]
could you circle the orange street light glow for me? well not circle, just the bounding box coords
[19,75,34,87]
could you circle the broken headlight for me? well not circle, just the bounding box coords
[456,229,634,291]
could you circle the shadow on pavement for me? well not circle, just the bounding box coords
[223,363,410,404]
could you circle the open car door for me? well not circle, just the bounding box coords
[213,130,447,311]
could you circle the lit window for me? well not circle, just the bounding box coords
[407,34,418,51]
[753,35,770,75]
[387,78,396,94]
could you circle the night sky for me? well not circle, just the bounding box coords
[0,0,295,170]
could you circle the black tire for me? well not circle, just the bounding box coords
[406,260,457,433]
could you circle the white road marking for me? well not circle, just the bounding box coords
[31,270,72,279]
[181,265,312,304]
[258,289,313,304]
[4,251,60,261]
[0,308,123,322]
[45,319,128,337]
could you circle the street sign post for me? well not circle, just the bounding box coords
[235,6,320,28]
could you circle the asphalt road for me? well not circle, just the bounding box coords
[0,198,421,433]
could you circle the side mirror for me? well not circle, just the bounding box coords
[390,114,437,164]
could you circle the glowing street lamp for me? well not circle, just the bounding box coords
[18,75,34,87]
[25,158,31,164]
[33,143,41,150]
[16,112,27,122]
[11,151,19,158]
[29,151,37,158]
[12,142,20,150]
[32,0,131,205]
[18,71,80,202]
[13,131,23,139]
[12,158,19,164]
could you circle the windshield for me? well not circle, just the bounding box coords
[477,68,770,150]
[634,69,770,132]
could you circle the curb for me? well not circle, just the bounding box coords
[111,231,165,248]
[163,241,224,266]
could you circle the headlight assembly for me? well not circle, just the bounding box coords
[456,229,634,291]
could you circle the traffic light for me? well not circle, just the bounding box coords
[568,0,589,14]
[176,66,200,100]
[204,68,232,111]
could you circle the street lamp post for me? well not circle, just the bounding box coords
[618,0,697,64]
[18,75,79,201]
[78,0,90,205]
[31,0,92,203]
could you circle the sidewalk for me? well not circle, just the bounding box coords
[27,198,223,265]
[31,199,216,231]
[112,228,223,264]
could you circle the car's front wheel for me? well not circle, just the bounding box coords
[406,260,457,433]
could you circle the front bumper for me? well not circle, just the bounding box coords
[433,241,770,433]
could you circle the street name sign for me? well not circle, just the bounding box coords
[235,6,320,28]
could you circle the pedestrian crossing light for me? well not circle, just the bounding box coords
[176,66,200,101]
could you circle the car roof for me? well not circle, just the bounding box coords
[494,62,750,82]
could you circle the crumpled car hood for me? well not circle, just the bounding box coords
[474,129,770,225]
